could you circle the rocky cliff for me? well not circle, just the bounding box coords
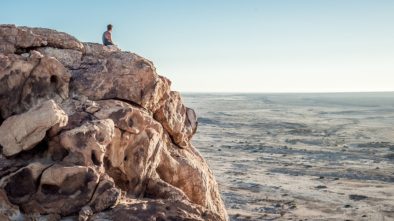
[0,25,228,221]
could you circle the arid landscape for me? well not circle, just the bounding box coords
[184,93,394,221]
[1,1,394,220]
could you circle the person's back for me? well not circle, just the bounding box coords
[102,24,114,46]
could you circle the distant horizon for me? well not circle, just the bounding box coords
[181,90,394,94]
[1,0,394,93]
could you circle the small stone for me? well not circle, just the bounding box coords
[349,194,368,201]
[79,206,93,221]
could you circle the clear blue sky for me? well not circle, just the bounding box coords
[2,0,394,92]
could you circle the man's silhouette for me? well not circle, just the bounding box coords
[102,24,114,46]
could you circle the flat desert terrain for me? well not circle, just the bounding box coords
[184,93,394,221]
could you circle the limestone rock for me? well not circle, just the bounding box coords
[59,119,115,168]
[55,98,99,132]
[78,206,93,221]
[94,100,163,196]
[83,42,121,57]
[69,47,167,111]
[154,91,198,148]
[93,99,162,134]
[0,52,71,118]
[156,140,228,220]
[0,189,23,221]
[90,199,223,221]
[0,100,68,156]
[88,175,121,213]
[93,99,227,220]
[0,162,49,205]
[37,47,82,69]
[0,25,228,221]
[21,164,100,216]
[0,24,83,54]
[28,27,84,51]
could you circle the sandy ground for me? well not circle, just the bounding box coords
[183,93,394,221]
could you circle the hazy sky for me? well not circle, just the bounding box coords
[1,0,394,92]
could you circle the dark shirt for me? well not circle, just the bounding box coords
[102,31,113,46]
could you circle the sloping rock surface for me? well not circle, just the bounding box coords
[0,25,228,221]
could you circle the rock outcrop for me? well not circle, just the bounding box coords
[0,25,228,221]
[0,100,68,157]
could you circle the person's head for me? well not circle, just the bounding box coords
[107,24,113,31]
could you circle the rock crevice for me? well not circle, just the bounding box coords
[0,25,228,221]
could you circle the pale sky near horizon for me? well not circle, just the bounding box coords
[1,0,394,92]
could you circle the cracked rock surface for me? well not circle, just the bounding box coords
[0,25,228,221]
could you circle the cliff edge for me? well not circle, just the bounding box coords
[0,25,228,221]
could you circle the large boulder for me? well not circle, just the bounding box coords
[92,99,227,219]
[0,162,119,217]
[0,100,68,156]
[155,139,227,218]
[93,100,165,196]
[0,25,228,221]
[154,91,198,147]
[59,119,115,168]
[0,162,49,206]
[22,164,101,215]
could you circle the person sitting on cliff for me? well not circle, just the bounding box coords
[102,24,115,46]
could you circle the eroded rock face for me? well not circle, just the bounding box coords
[37,47,82,69]
[88,175,121,213]
[94,100,164,197]
[59,119,115,168]
[90,198,223,221]
[155,140,227,218]
[0,25,228,221]
[0,51,71,118]
[154,91,198,148]
[69,47,165,110]
[0,162,49,206]
[28,164,100,215]
[0,189,22,221]
[0,24,83,54]
[0,100,68,156]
